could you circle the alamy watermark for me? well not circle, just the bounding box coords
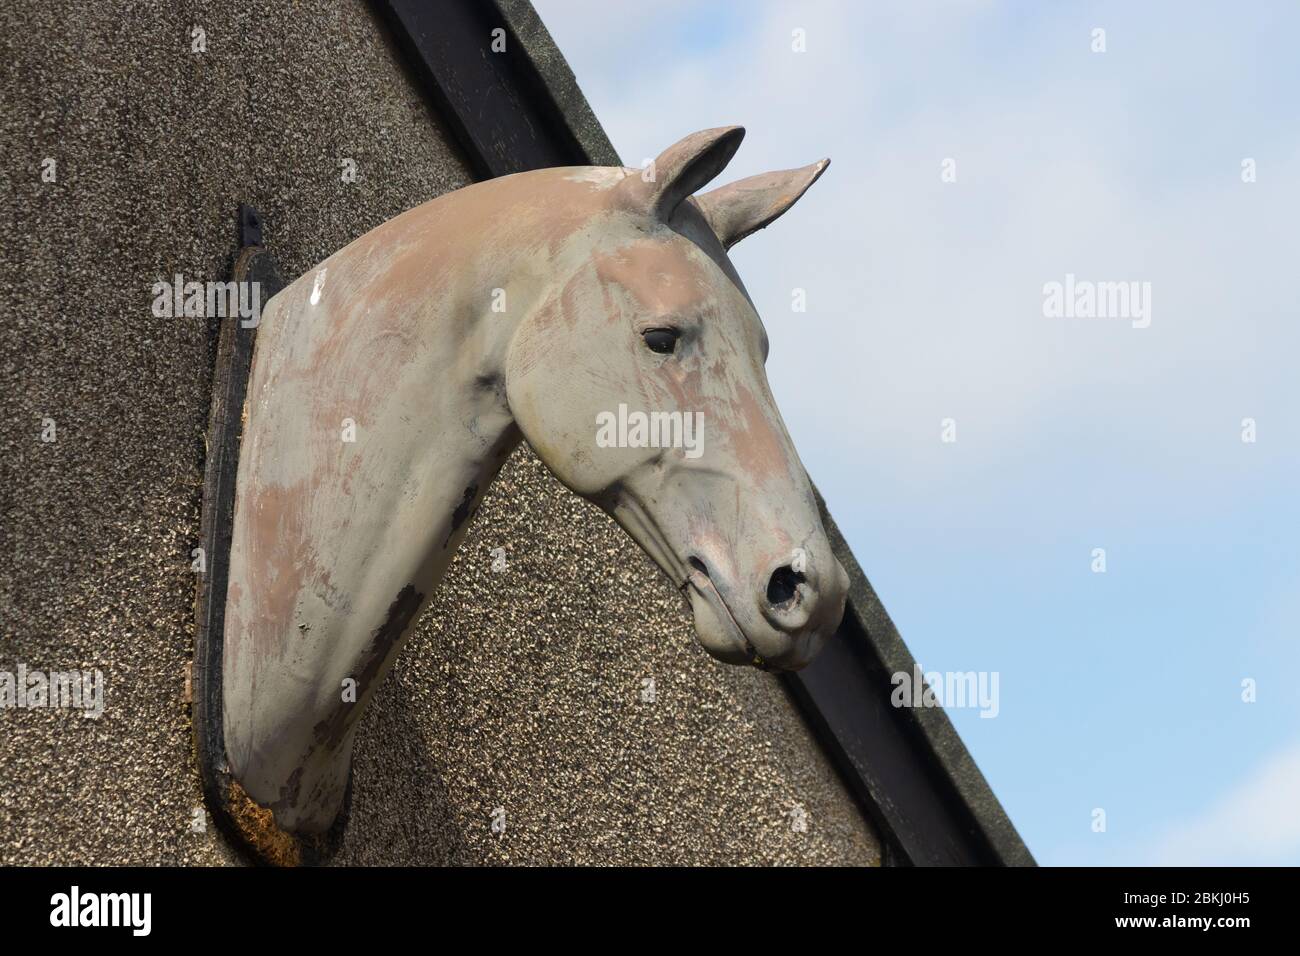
[50,886,150,936]
[1042,273,1151,329]
[595,403,704,459]
[151,274,261,328]
[0,664,104,719]
[890,664,999,718]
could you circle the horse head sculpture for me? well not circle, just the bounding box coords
[223,126,848,836]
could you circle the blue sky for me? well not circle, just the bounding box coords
[534,1,1300,865]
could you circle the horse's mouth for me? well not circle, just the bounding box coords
[608,491,768,669]
[684,559,767,669]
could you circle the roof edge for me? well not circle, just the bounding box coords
[816,495,1036,866]
[492,0,621,167]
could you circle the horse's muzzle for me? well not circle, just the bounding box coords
[752,547,849,670]
[687,546,849,672]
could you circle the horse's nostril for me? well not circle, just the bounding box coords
[766,565,805,608]
[689,556,710,578]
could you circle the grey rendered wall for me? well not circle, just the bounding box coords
[0,0,879,865]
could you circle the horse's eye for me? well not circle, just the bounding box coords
[643,328,679,355]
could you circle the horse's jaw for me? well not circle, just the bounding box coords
[684,564,765,668]
[604,490,840,673]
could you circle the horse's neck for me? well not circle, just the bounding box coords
[357,198,534,584]
[380,171,607,574]
[246,184,546,604]
[224,171,594,830]
[417,381,521,582]
[399,170,614,570]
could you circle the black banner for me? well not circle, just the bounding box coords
[0,866,1279,941]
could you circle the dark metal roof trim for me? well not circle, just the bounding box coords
[491,0,621,167]
[374,0,602,178]
[806,494,1035,866]
[372,0,1034,866]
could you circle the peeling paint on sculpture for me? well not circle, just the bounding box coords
[223,126,848,834]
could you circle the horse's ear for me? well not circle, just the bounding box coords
[693,159,830,250]
[628,126,746,222]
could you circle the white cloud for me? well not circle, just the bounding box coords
[1142,742,1300,866]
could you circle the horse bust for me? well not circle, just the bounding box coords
[223,126,849,836]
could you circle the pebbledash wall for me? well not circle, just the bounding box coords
[0,0,880,864]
